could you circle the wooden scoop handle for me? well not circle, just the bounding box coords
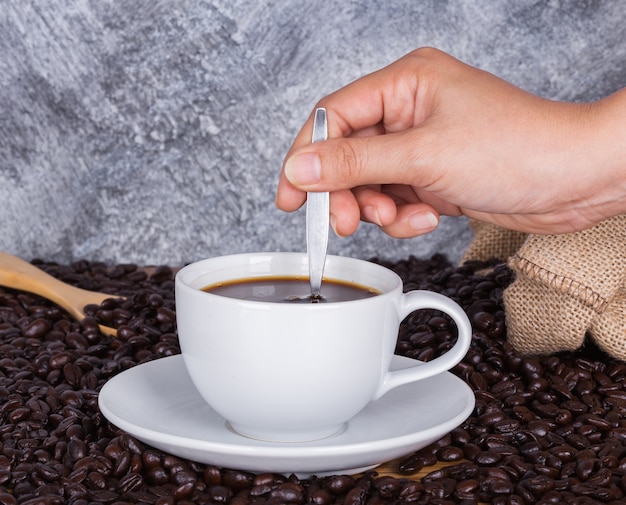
[0,252,116,333]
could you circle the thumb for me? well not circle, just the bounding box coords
[283,132,426,191]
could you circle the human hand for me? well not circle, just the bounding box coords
[276,47,623,237]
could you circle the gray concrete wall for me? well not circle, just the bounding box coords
[1,1,625,266]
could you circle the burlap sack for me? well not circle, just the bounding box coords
[589,282,626,359]
[462,215,626,360]
[461,220,527,263]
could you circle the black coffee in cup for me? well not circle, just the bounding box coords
[202,276,380,303]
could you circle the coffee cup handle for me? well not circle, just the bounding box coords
[373,290,472,399]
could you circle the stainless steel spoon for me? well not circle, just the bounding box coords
[306,108,329,299]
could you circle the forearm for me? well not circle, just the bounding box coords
[575,88,626,224]
[486,89,626,232]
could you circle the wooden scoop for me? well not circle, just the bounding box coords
[0,251,118,336]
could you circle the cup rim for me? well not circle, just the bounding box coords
[175,252,403,306]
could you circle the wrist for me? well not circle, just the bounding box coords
[581,90,626,222]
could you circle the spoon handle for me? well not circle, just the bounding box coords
[306,108,329,296]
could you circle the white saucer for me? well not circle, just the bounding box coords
[99,355,475,477]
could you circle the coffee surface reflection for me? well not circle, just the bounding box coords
[203,276,380,303]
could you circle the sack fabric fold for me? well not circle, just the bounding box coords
[461,216,626,360]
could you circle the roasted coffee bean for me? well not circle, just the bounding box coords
[269,482,305,503]
[146,466,169,485]
[474,451,502,465]
[66,438,86,463]
[341,477,371,505]
[462,443,481,460]
[155,307,175,325]
[66,331,89,350]
[323,475,356,495]
[454,478,479,500]
[4,256,626,504]
[598,485,624,501]
[423,477,455,499]
[203,484,230,503]
[8,406,31,423]
[413,347,435,361]
[22,318,52,339]
[421,466,449,482]
[478,410,507,426]
[535,464,560,479]
[252,472,284,488]
[527,419,556,438]
[222,470,254,490]
[398,450,438,473]
[511,406,536,425]
[585,414,613,431]
[171,468,197,487]
[575,458,598,480]
[409,330,437,347]
[48,351,74,370]
[308,487,333,505]
[435,446,464,462]
[86,470,106,489]
[33,463,62,483]
[61,363,83,386]
[372,476,403,498]
[443,463,477,482]
[451,427,471,445]
[112,450,131,477]
[118,472,144,494]
[0,493,17,505]
[202,465,222,486]
[563,433,589,451]
[495,421,521,437]
[118,433,144,455]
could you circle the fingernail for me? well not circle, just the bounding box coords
[330,214,346,237]
[363,206,383,226]
[284,153,321,185]
[409,212,439,231]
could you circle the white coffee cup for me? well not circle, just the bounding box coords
[175,252,471,442]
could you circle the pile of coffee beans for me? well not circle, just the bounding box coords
[0,255,625,504]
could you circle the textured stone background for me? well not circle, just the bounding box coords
[1,1,626,266]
